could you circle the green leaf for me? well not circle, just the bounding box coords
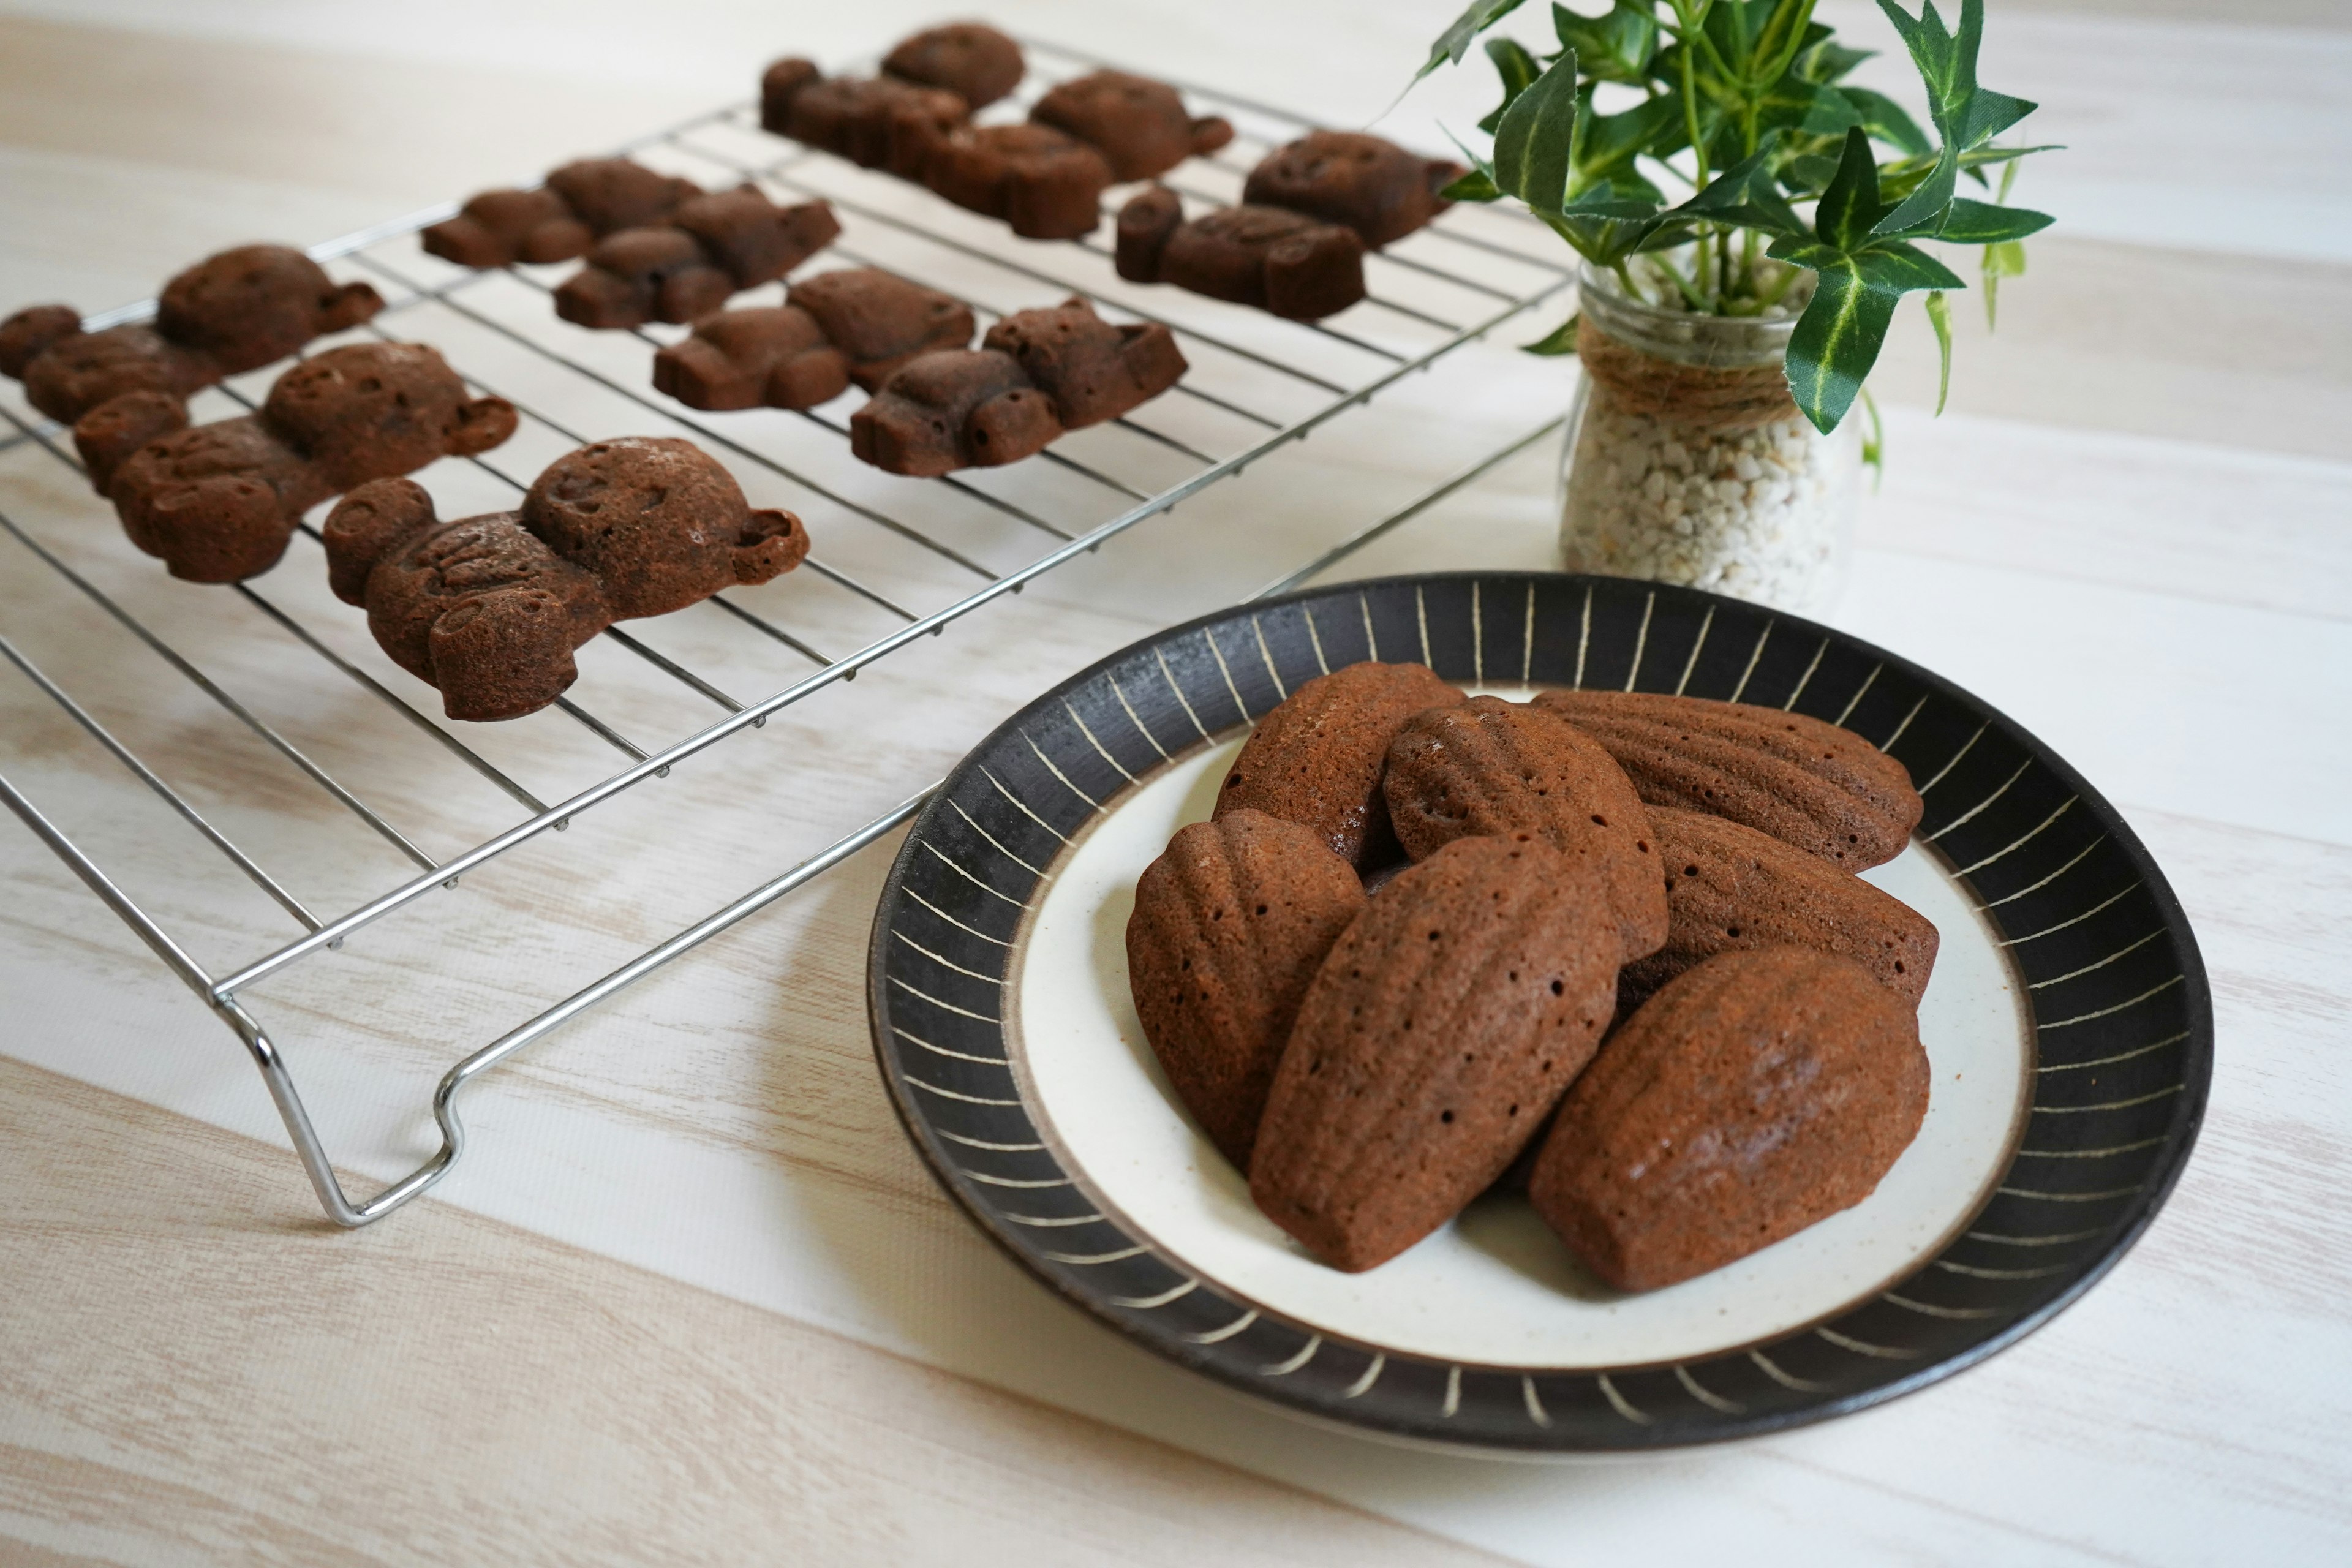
[1778,151,1842,196]
[1476,36,1546,133]
[1776,255,1899,432]
[1935,197,2052,243]
[1837,85,1932,157]
[1441,167,1504,202]
[1982,238,2026,327]
[1812,126,1888,251]
[1870,0,2038,237]
[1924,289,1952,414]
[1669,136,1805,237]
[1493,46,1583,214]
[1572,87,1683,199]
[1419,0,1529,79]
[1551,0,1659,84]
[1521,312,1582,354]
[1796,32,1874,85]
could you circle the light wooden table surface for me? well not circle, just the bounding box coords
[2,3,2347,1564]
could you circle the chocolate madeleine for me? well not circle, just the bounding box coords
[882,22,1025,111]
[1531,689,1922,869]
[1028,69,1233,182]
[1384,696,1668,959]
[1251,834,1621,1272]
[1126,810,1366,1168]
[1627,809,1939,1009]
[1531,947,1931,1291]
[1213,660,1463,870]
[1242,131,1463,248]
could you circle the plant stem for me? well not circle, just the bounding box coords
[1610,258,1643,305]
[1651,251,1710,311]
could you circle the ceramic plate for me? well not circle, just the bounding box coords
[865,573,2211,1451]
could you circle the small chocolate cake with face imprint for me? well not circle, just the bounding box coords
[1127,809,1366,1169]
[1115,189,1366,321]
[325,437,808,720]
[978,296,1186,429]
[1213,660,1464,872]
[1,245,383,425]
[1028,69,1234,182]
[81,342,515,584]
[1530,946,1931,1292]
[1251,834,1623,1273]
[422,159,705,270]
[552,189,840,330]
[650,269,976,412]
[882,21,1025,111]
[924,123,1114,241]
[792,269,978,389]
[1531,688,1923,869]
[848,349,1062,476]
[1384,695,1669,959]
[1242,130,1464,248]
[1627,807,1940,1010]
[762,59,970,179]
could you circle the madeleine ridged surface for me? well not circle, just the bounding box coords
[1250,835,1621,1273]
[1531,947,1930,1292]
[1213,660,1462,870]
[1126,810,1366,1168]
[1530,689,1921,869]
[1382,695,1667,959]
[1626,808,1939,1008]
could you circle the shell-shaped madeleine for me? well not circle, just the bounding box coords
[1531,689,1921,869]
[1250,834,1621,1272]
[1126,810,1365,1167]
[1531,946,1930,1291]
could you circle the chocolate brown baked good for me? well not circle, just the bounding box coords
[1383,695,1668,959]
[650,306,850,412]
[1529,946,1931,1291]
[793,269,977,389]
[1251,834,1621,1272]
[1,245,383,424]
[83,342,515,584]
[762,59,969,179]
[1213,660,1463,870]
[1126,810,1366,1167]
[552,189,840,330]
[1531,688,1923,869]
[421,159,704,270]
[979,296,1186,429]
[1115,189,1366,320]
[1242,130,1464,248]
[882,21,1025,111]
[925,123,1114,241]
[1626,808,1940,1009]
[1028,69,1234,182]
[325,437,808,720]
[848,349,1061,476]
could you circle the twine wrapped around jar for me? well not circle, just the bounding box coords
[1574,315,1798,434]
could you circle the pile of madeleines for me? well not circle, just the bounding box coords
[1124,660,1942,1292]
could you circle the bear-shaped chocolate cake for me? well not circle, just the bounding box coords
[881,21,1025,111]
[0,244,383,425]
[1242,131,1463,248]
[650,268,976,412]
[1114,187,1366,320]
[552,187,841,330]
[923,123,1114,241]
[78,341,516,584]
[1028,69,1234,183]
[422,159,706,270]
[761,59,970,179]
[848,296,1186,475]
[325,437,810,722]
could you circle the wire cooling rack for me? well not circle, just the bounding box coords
[0,36,1573,1226]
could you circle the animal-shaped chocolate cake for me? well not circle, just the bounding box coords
[1027,69,1233,182]
[923,124,1114,241]
[422,158,706,270]
[76,341,515,584]
[324,437,809,721]
[849,296,1185,475]
[761,59,970,179]
[1242,131,1463,248]
[880,21,1025,110]
[1114,187,1366,320]
[650,268,974,412]
[552,187,841,330]
[0,244,382,424]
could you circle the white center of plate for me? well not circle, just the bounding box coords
[1009,699,2032,1368]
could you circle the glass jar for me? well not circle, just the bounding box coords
[1558,260,1860,617]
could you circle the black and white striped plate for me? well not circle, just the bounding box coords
[866,573,2211,1451]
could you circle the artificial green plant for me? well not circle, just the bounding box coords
[1417,0,2057,432]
